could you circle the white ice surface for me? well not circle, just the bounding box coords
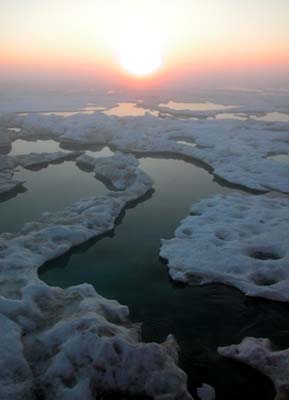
[15,150,82,169]
[160,193,289,302]
[77,152,145,190]
[218,337,289,400]
[1,110,288,193]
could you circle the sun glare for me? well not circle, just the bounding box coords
[118,23,163,77]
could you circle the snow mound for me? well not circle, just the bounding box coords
[0,314,33,400]
[77,152,146,190]
[0,283,192,400]
[160,193,289,302]
[218,337,289,400]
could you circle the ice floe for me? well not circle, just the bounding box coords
[0,171,25,195]
[15,150,82,169]
[218,337,289,400]
[0,283,192,400]
[160,193,289,302]
[1,109,288,192]
[77,152,146,190]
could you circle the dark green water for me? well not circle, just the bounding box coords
[37,156,289,400]
[0,144,114,232]
[0,161,107,233]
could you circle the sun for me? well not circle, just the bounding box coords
[118,23,163,77]
[120,43,162,76]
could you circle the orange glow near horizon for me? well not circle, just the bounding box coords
[1,0,289,84]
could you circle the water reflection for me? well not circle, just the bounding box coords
[268,153,289,164]
[104,102,158,117]
[253,112,289,122]
[0,161,108,233]
[158,101,238,111]
[10,139,64,155]
[18,103,107,117]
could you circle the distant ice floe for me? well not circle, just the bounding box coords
[160,193,289,302]
[15,150,82,169]
[218,337,289,400]
[1,109,288,193]
[0,155,192,400]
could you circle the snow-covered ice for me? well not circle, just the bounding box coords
[15,150,82,169]
[160,193,289,302]
[0,171,25,195]
[218,337,289,400]
[77,152,146,190]
[1,109,288,193]
[0,281,192,400]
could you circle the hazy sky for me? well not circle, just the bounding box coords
[1,0,289,86]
